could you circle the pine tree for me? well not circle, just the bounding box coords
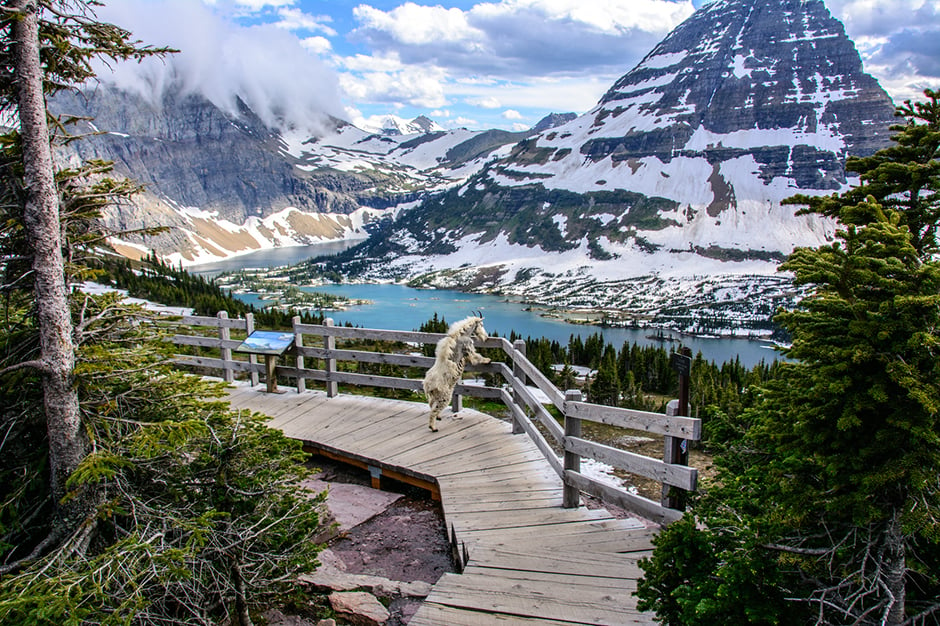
[637,91,940,625]
[588,345,621,406]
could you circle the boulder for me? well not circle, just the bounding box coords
[329,591,389,626]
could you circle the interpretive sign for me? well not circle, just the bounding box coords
[235,331,294,392]
[670,351,692,376]
[235,331,294,356]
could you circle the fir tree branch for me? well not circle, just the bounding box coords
[0,358,51,377]
[0,526,62,576]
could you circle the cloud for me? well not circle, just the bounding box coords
[467,96,501,108]
[451,116,480,127]
[339,63,448,108]
[301,36,333,55]
[92,0,344,135]
[350,0,695,77]
[212,0,295,9]
[826,0,939,102]
[502,109,523,119]
[273,8,337,35]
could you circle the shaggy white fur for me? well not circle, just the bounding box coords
[422,316,490,431]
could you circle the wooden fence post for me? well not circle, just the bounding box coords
[512,339,527,434]
[218,311,233,383]
[323,318,338,398]
[293,315,305,394]
[563,389,583,508]
[245,312,259,387]
[663,347,692,510]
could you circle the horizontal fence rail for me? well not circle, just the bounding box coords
[170,312,701,525]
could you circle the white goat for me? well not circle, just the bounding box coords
[422,316,490,431]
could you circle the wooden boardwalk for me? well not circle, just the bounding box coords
[225,382,658,625]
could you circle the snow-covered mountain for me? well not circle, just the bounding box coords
[323,0,896,332]
[357,114,446,136]
[52,89,528,264]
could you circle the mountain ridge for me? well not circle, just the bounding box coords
[300,0,897,333]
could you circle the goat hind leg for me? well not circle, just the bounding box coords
[427,397,445,431]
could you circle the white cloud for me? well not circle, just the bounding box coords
[502,109,523,119]
[223,0,295,8]
[340,65,448,108]
[94,0,343,136]
[301,36,332,55]
[430,109,452,118]
[467,96,501,108]
[353,3,484,47]
[511,122,530,131]
[274,8,337,35]
[451,116,480,127]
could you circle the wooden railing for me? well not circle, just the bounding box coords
[170,312,700,525]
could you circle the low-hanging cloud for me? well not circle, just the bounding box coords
[91,0,345,136]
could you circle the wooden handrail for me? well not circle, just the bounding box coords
[171,313,701,524]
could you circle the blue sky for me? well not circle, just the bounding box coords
[96,0,939,134]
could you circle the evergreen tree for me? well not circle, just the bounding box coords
[0,3,327,623]
[637,91,940,625]
[588,345,621,406]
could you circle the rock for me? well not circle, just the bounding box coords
[261,608,320,626]
[316,620,336,626]
[301,477,404,533]
[300,549,434,598]
[329,591,390,626]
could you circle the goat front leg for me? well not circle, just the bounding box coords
[467,351,491,365]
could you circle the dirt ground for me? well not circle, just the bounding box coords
[308,457,455,626]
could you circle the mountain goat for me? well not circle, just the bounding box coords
[422,315,490,431]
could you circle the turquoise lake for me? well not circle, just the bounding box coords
[192,243,784,368]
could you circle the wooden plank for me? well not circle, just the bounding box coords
[496,364,564,443]
[465,548,646,580]
[443,496,565,515]
[566,401,701,440]
[383,420,510,468]
[254,393,333,430]
[292,407,420,450]
[566,436,698,491]
[298,346,435,369]
[171,334,243,350]
[323,405,439,452]
[296,322,504,349]
[564,470,683,526]
[172,355,264,374]
[410,604,573,626]
[417,442,545,477]
[457,565,639,591]
[449,507,614,535]
[501,345,566,409]
[500,389,563,477]
[425,573,655,625]
[181,314,247,329]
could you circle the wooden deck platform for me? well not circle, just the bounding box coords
[225,382,657,625]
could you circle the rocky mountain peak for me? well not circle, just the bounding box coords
[592,0,894,165]
[533,112,577,133]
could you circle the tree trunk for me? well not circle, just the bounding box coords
[232,561,253,626]
[11,0,85,510]
[882,511,906,626]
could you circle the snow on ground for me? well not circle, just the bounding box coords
[77,282,194,316]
